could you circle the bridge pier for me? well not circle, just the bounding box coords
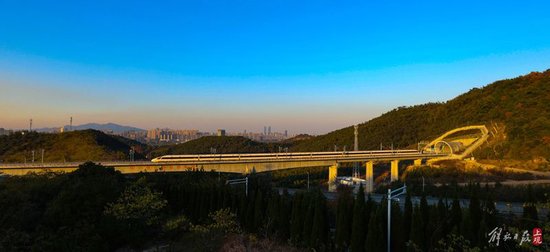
[391,160,399,182]
[328,163,339,192]
[365,161,374,193]
[414,159,422,166]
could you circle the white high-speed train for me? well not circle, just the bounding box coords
[151,150,421,163]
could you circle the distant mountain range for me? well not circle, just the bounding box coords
[36,123,145,134]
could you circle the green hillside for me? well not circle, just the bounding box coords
[150,136,274,157]
[149,136,298,158]
[292,70,550,160]
[0,130,147,163]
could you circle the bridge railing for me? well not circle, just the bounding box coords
[0,150,448,168]
[0,161,155,168]
[152,150,429,163]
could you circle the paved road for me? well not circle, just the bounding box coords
[276,188,549,218]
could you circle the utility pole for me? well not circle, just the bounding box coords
[387,185,407,252]
[354,125,359,150]
[70,116,73,131]
[32,150,35,163]
[129,149,135,161]
[29,119,33,132]
[353,125,359,178]
[41,149,44,164]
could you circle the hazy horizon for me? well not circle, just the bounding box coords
[2,1,550,134]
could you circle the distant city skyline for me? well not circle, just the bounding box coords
[2,1,550,134]
[5,121,299,137]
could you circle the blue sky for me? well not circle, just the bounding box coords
[1,1,550,134]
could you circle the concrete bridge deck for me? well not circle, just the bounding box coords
[0,150,447,192]
[0,150,445,176]
[0,125,491,192]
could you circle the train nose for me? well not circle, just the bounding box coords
[151,157,161,162]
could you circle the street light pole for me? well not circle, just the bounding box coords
[387,185,407,252]
[226,176,249,197]
[387,189,391,252]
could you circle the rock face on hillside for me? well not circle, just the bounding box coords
[292,70,550,160]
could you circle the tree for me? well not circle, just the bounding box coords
[364,194,374,241]
[192,208,241,234]
[523,184,539,227]
[431,198,449,245]
[351,184,366,252]
[335,186,354,249]
[290,193,304,243]
[403,194,413,242]
[278,191,291,239]
[245,190,256,231]
[302,193,315,246]
[253,190,264,232]
[523,203,539,226]
[468,192,482,245]
[266,192,280,236]
[409,205,424,250]
[419,194,430,250]
[391,201,405,252]
[366,202,385,252]
[104,177,168,247]
[189,208,242,251]
[104,177,167,226]
[483,194,497,229]
[450,197,462,234]
[44,162,123,228]
[309,191,328,249]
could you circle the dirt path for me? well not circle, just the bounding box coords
[448,179,550,186]
[502,167,550,177]
[474,160,550,178]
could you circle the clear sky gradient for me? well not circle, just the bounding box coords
[1,1,550,134]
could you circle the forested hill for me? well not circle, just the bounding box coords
[150,136,274,157]
[0,130,147,163]
[292,70,550,160]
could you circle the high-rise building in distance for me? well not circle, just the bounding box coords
[0,128,14,136]
[146,128,208,145]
